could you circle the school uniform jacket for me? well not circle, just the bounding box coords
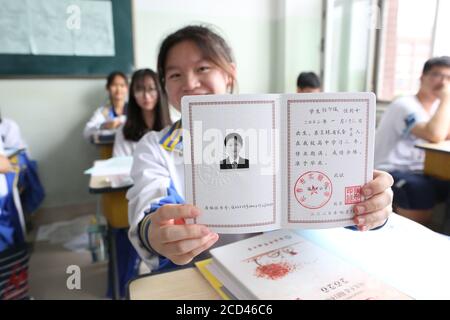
[83,105,127,140]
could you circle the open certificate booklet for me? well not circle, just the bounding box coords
[182,92,376,233]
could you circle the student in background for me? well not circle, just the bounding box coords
[0,138,13,196]
[113,69,171,157]
[127,25,394,271]
[83,71,129,140]
[0,137,23,247]
[0,112,44,215]
[296,71,321,93]
[375,56,450,225]
[0,114,27,150]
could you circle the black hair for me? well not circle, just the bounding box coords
[422,56,450,74]
[296,72,321,89]
[122,69,171,142]
[224,133,243,146]
[157,25,236,95]
[106,71,128,88]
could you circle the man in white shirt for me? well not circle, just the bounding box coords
[375,56,450,225]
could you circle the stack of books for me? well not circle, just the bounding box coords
[196,230,411,300]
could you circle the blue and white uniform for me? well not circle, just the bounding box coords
[0,139,25,250]
[375,95,439,172]
[127,121,184,270]
[0,118,27,150]
[83,105,127,140]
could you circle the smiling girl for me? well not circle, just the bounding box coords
[127,25,394,271]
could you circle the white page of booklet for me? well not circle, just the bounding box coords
[182,94,282,234]
[280,93,376,229]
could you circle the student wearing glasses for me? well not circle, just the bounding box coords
[113,69,171,157]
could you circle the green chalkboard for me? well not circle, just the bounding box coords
[0,0,134,77]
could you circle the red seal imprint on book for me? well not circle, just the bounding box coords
[294,171,332,209]
[345,185,362,204]
[255,262,293,280]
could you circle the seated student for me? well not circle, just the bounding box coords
[0,113,44,215]
[0,114,27,150]
[0,138,23,242]
[296,71,321,93]
[127,25,394,272]
[375,56,450,225]
[113,69,171,157]
[83,71,129,141]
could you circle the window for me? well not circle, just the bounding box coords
[375,0,449,101]
[323,0,377,92]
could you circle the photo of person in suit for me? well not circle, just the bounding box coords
[220,133,249,170]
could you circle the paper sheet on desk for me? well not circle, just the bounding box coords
[296,214,450,300]
[84,156,133,176]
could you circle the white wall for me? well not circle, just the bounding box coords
[0,79,104,207]
[0,0,322,208]
[133,0,276,94]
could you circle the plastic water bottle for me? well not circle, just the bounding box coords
[88,217,106,263]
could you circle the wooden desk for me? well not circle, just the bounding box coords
[128,268,220,300]
[89,175,130,228]
[91,133,115,159]
[128,214,450,300]
[416,141,450,180]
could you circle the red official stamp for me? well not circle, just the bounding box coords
[294,171,332,209]
[345,185,362,204]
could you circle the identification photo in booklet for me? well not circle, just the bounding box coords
[181,92,376,233]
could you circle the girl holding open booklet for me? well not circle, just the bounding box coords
[127,25,394,271]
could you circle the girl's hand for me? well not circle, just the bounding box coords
[352,170,394,231]
[148,204,219,265]
[101,118,122,130]
[0,156,13,173]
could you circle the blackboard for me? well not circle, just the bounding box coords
[0,0,134,77]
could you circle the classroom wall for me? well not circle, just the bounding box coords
[133,0,276,93]
[0,0,322,208]
[0,79,103,207]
